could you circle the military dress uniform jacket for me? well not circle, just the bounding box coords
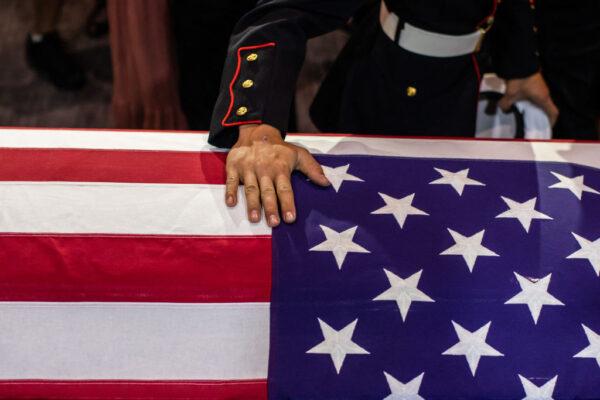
[208,0,539,148]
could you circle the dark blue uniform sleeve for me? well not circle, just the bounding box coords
[490,0,540,80]
[208,0,366,148]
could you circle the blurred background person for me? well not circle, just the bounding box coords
[1,0,111,128]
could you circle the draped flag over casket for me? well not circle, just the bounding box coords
[0,129,599,399]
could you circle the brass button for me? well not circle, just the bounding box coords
[406,86,417,97]
[236,106,248,116]
[242,79,254,89]
[246,53,258,62]
[487,16,495,25]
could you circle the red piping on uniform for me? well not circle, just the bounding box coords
[221,42,276,127]
[477,0,499,28]
[471,54,481,83]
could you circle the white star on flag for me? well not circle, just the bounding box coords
[442,321,503,376]
[574,324,600,368]
[371,193,429,229]
[440,229,499,272]
[518,375,557,400]
[567,233,600,276]
[310,225,370,270]
[322,164,364,193]
[383,372,425,400]
[505,272,564,324]
[495,196,552,233]
[374,269,434,322]
[306,318,369,374]
[549,171,600,200]
[429,168,485,195]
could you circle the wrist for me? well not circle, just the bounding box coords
[237,124,283,146]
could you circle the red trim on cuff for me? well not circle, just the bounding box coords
[221,42,276,127]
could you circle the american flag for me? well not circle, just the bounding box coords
[0,129,599,399]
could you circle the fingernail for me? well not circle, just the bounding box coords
[285,212,295,223]
[250,210,260,221]
[321,174,331,185]
[226,196,234,206]
[269,215,279,226]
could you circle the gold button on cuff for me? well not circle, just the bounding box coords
[236,106,248,116]
[406,86,417,97]
[242,79,254,89]
[246,53,258,62]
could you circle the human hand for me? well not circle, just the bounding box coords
[225,124,330,227]
[499,72,559,126]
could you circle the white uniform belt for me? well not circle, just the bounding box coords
[382,12,484,58]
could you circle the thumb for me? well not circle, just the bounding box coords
[296,148,330,187]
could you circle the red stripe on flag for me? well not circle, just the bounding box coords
[0,235,271,302]
[0,380,266,400]
[0,148,226,184]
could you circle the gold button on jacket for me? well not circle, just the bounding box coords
[236,106,248,116]
[246,53,258,62]
[242,79,254,88]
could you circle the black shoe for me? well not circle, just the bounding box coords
[86,0,109,38]
[26,32,86,90]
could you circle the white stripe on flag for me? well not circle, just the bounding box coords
[0,302,269,380]
[1,129,600,169]
[0,182,269,235]
[0,129,220,152]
